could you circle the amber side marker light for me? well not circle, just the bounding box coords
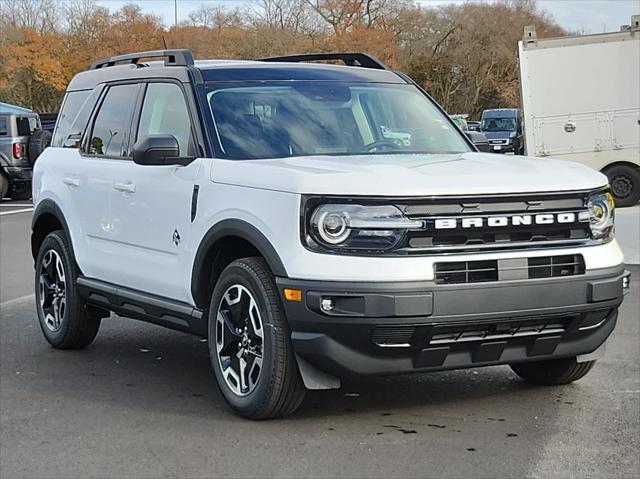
[284,288,303,302]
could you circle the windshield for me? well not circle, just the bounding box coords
[206,82,470,160]
[480,117,516,132]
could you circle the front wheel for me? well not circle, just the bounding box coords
[510,357,596,385]
[208,257,305,419]
[35,230,101,349]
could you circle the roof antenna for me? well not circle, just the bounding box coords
[162,36,168,49]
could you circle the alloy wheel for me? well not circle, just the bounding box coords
[39,249,66,332]
[215,284,264,396]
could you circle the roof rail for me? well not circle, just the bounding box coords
[259,53,388,70]
[90,49,194,70]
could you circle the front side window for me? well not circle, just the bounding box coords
[137,82,194,156]
[89,84,138,157]
[206,82,470,160]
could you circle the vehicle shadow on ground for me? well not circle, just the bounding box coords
[1,305,553,422]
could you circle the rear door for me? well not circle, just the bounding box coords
[74,83,142,280]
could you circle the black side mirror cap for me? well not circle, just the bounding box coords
[133,134,190,166]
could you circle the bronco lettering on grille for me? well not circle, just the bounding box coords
[433,212,583,230]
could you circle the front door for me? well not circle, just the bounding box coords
[108,81,201,302]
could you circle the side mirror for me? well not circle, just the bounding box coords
[133,134,182,166]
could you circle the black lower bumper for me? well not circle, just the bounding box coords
[277,267,629,377]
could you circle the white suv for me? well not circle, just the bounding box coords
[32,50,630,418]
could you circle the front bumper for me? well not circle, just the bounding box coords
[278,267,629,377]
[489,142,514,153]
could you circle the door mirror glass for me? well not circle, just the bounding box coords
[133,134,182,166]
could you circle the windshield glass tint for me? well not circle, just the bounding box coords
[481,117,516,132]
[206,83,470,160]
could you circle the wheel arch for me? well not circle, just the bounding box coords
[31,199,73,262]
[601,160,640,173]
[191,219,288,310]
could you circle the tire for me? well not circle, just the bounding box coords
[510,357,596,386]
[35,230,101,349]
[8,183,31,201]
[0,173,8,199]
[208,257,305,419]
[28,129,52,165]
[604,164,640,207]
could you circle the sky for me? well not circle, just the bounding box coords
[94,0,639,34]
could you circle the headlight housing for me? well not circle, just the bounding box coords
[307,203,423,252]
[587,191,615,240]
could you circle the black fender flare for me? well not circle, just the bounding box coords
[190,219,288,309]
[31,199,73,260]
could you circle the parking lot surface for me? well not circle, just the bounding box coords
[1,200,639,478]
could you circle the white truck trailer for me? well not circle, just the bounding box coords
[518,16,640,207]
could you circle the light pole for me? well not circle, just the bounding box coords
[174,0,178,27]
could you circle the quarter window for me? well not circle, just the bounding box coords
[52,90,94,148]
[137,83,194,156]
[89,84,138,157]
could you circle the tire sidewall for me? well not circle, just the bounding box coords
[208,262,280,413]
[35,232,79,346]
[605,165,640,207]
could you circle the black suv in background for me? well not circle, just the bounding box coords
[0,103,51,200]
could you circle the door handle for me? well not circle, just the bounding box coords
[114,181,136,193]
[63,176,80,187]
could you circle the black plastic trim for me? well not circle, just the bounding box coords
[260,53,388,70]
[31,199,73,260]
[190,219,287,308]
[91,49,195,70]
[77,277,206,336]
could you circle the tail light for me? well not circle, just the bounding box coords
[12,142,24,159]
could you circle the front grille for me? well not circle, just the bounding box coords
[428,314,571,345]
[395,191,595,253]
[434,260,498,284]
[371,326,415,347]
[434,254,584,284]
[528,255,585,278]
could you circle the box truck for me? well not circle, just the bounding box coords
[518,16,640,206]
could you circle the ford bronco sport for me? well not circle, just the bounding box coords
[31,50,630,419]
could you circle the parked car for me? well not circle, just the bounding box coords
[518,18,640,207]
[480,108,525,155]
[0,102,52,199]
[467,121,481,131]
[31,50,630,419]
[39,113,59,134]
[450,115,490,152]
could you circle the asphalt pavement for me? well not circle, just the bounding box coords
[1,199,639,478]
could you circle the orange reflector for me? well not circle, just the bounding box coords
[284,288,302,302]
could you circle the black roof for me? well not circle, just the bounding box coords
[67,50,407,91]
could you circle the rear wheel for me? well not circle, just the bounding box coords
[510,357,596,385]
[8,183,31,200]
[208,257,305,419]
[604,164,640,207]
[35,230,101,349]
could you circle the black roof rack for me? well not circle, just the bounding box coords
[90,49,194,70]
[259,53,388,70]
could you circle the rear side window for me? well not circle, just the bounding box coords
[16,117,31,136]
[88,84,138,157]
[52,90,94,147]
[137,83,195,156]
[0,117,7,135]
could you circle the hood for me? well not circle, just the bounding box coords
[482,131,514,140]
[210,152,608,196]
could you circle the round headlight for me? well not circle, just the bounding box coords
[315,210,350,244]
[587,191,615,240]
